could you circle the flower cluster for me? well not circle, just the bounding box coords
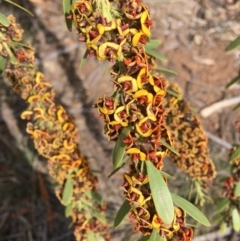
[123,163,194,240]
[222,146,240,200]
[164,83,216,182]
[217,145,240,231]
[1,15,110,241]
[71,0,194,239]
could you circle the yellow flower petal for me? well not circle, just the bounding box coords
[35,72,44,83]
[97,23,105,35]
[132,31,142,47]
[152,214,161,229]
[63,139,75,151]
[98,42,121,60]
[117,75,138,92]
[27,95,39,103]
[140,11,151,36]
[137,68,147,89]
[126,148,146,161]
[21,110,33,120]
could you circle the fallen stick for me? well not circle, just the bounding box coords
[200,96,240,118]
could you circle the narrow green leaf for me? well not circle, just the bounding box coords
[63,0,73,31]
[2,42,18,64]
[96,235,105,241]
[159,170,175,180]
[3,0,34,16]
[171,193,211,226]
[160,138,180,156]
[226,75,240,88]
[137,236,150,241]
[112,126,131,168]
[220,222,227,234]
[62,175,73,205]
[79,49,88,70]
[145,39,162,49]
[0,12,10,27]
[233,103,240,111]
[92,210,107,225]
[85,191,103,205]
[149,229,166,241]
[213,212,223,222]
[100,0,114,22]
[65,202,73,217]
[0,55,7,73]
[154,67,177,76]
[234,181,240,197]
[108,157,128,178]
[114,200,131,227]
[232,208,240,232]
[225,36,240,51]
[146,161,174,225]
[145,48,167,62]
[159,236,166,241]
[149,229,158,241]
[229,146,240,162]
[216,198,230,212]
[166,89,179,98]
[87,230,97,241]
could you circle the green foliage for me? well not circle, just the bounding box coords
[2,42,18,64]
[145,39,167,62]
[87,230,97,241]
[229,146,240,162]
[137,236,150,241]
[166,88,179,98]
[63,0,76,31]
[232,208,240,232]
[85,190,104,205]
[154,67,178,76]
[171,193,210,226]
[145,39,162,49]
[225,36,240,51]
[0,12,10,27]
[216,198,230,212]
[146,161,174,225]
[65,202,73,217]
[0,55,7,73]
[3,0,34,16]
[145,48,167,62]
[114,200,131,227]
[108,157,128,178]
[62,174,73,205]
[225,75,240,89]
[79,49,88,69]
[112,127,130,168]
[149,229,166,241]
[234,181,240,197]
[160,138,180,156]
[92,209,107,225]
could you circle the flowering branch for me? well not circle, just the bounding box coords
[0,15,110,241]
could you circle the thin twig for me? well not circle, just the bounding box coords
[206,131,232,150]
[200,96,240,118]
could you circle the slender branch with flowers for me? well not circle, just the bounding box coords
[0,15,110,241]
[67,0,212,240]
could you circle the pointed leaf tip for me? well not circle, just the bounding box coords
[114,200,131,227]
[171,193,211,227]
